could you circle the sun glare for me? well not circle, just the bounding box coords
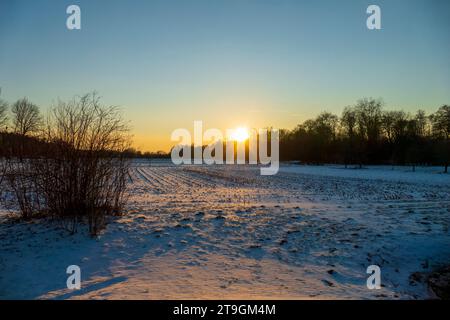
[230,127,250,142]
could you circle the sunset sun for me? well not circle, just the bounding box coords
[230,127,250,142]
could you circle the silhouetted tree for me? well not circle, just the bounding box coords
[355,98,383,164]
[341,106,358,167]
[11,98,41,136]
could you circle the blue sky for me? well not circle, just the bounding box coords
[0,0,449,150]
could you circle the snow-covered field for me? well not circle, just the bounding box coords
[1,161,449,299]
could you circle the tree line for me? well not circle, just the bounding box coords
[279,98,450,172]
[1,93,449,174]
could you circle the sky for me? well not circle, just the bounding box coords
[1,0,449,151]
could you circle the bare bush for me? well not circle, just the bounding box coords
[5,159,41,219]
[33,93,131,234]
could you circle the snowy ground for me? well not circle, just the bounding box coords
[1,161,450,299]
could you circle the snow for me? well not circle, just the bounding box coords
[1,161,449,299]
[280,164,450,186]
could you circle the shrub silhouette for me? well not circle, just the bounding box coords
[34,93,131,234]
[1,93,131,235]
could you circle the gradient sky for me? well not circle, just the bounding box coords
[1,0,449,151]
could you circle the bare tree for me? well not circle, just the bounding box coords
[11,98,41,136]
[353,98,383,166]
[414,110,429,137]
[382,111,400,145]
[355,98,383,143]
[341,106,358,167]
